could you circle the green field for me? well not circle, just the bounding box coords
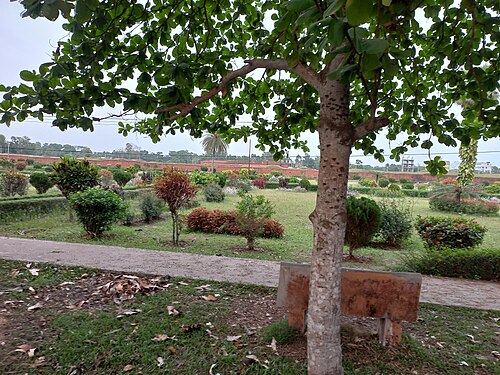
[0,189,499,271]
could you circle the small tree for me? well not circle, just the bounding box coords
[236,193,275,251]
[345,196,381,258]
[70,187,126,238]
[154,169,198,245]
[112,169,132,187]
[29,172,54,194]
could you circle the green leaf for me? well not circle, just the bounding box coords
[286,52,300,68]
[19,70,36,82]
[324,0,346,17]
[285,0,315,13]
[328,19,347,47]
[346,0,376,26]
[360,39,389,55]
[361,54,382,75]
[328,63,357,81]
[382,0,392,6]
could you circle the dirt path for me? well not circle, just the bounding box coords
[0,236,498,311]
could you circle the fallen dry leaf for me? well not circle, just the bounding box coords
[27,302,43,311]
[123,364,134,372]
[209,363,218,375]
[201,295,217,302]
[28,348,36,357]
[167,305,180,316]
[29,356,46,368]
[267,337,278,354]
[226,335,241,342]
[28,268,40,276]
[15,343,32,353]
[116,309,142,319]
[492,351,500,357]
[157,357,164,367]
[168,345,176,355]
[152,334,169,342]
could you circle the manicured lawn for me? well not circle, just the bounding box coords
[0,189,499,271]
[0,259,498,375]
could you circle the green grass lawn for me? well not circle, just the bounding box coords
[0,259,498,375]
[0,189,499,271]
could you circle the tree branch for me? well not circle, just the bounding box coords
[156,58,321,120]
[353,117,390,140]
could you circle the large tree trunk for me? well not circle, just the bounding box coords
[307,80,352,375]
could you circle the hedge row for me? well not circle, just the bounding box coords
[0,188,152,222]
[348,186,429,197]
[264,181,318,191]
[0,197,68,223]
[404,248,500,281]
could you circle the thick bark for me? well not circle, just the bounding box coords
[307,79,353,375]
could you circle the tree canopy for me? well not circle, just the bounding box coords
[3,0,498,171]
[3,1,499,374]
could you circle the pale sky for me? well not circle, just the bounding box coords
[0,2,498,166]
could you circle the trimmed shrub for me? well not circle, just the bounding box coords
[29,172,54,194]
[203,183,225,202]
[345,196,381,257]
[399,178,409,184]
[299,178,311,190]
[14,161,27,171]
[401,183,414,190]
[112,169,132,187]
[378,179,390,188]
[139,193,164,222]
[429,196,499,216]
[0,170,29,197]
[70,187,126,238]
[33,163,44,170]
[265,181,280,189]
[374,198,413,247]
[252,177,267,189]
[200,165,209,172]
[404,248,499,281]
[227,178,252,193]
[358,178,377,187]
[388,183,401,192]
[190,170,219,186]
[350,174,361,180]
[415,215,487,249]
[185,207,284,240]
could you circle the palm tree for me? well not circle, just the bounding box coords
[201,133,228,173]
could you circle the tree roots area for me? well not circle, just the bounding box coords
[0,260,498,374]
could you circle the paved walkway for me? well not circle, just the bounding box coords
[0,236,498,311]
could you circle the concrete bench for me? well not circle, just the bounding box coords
[276,262,422,346]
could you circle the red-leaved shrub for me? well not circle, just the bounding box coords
[185,207,284,238]
[252,177,267,189]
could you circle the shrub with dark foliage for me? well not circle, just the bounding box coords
[345,196,381,258]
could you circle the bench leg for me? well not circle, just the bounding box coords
[377,317,391,346]
[390,321,402,346]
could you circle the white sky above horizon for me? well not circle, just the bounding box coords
[0,2,498,167]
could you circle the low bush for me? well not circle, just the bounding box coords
[358,178,377,187]
[401,183,414,190]
[29,172,54,194]
[299,178,311,190]
[263,320,298,344]
[403,248,499,281]
[112,169,132,187]
[415,215,487,249]
[252,177,267,189]
[14,161,27,171]
[374,198,413,247]
[429,196,499,216]
[190,170,219,186]
[200,165,208,172]
[265,181,280,189]
[227,179,252,193]
[0,170,29,197]
[388,183,401,192]
[185,207,284,239]
[203,183,225,202]
[70,187,127,238]
[278,177,288,188]
[378,179,389,188]
[483,182,500,196]
[139,193,164,222]
[345,196,381,257]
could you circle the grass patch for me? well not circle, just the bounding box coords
[0,260,498,375]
